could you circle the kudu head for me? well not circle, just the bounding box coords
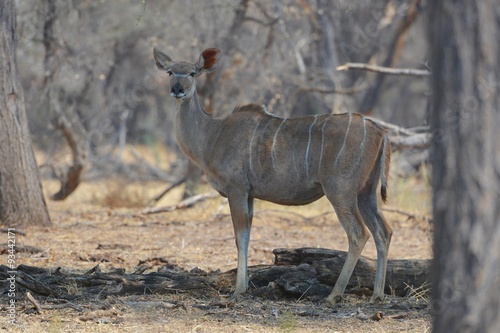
[153,48,221,100]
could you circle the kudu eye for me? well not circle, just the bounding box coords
[166,70,173,76]
[189,71,197,77]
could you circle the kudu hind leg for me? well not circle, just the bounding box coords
[326,194,370,303]
[227,193,254,296]
[358,191,392,303]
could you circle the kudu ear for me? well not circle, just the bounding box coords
[194,48,221,76]
[153,48,173,70]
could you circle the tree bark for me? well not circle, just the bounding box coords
[0,0,51,228]
[429,1,500,332]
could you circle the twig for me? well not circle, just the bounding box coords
[84,264,101,275]
[0,228,26,235]
[27,292,43,314]
[123,301,177,309]
[382,206,431,222]
[39,301,84,312]
[148,177,187,205]
[297,285,312,302]
[337,63,431,77]
[143,192,219,214]
[404,281,430,301]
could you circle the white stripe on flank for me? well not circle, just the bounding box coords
[380,135,389,187]
[305,115,318,176]
[353,117,367,169]
[249,119,263,176]
[271,119,286,167]
[318,118,327,172]
[334,113,352,168]
[360,117,366,153]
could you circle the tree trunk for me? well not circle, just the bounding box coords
[42,0,88,201]
[359,0,422,114]
[0,0,51,228]
[428,1,500,332]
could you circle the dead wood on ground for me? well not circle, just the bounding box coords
[1,248,430,314]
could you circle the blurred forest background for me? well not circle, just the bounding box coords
[16,0,428,186]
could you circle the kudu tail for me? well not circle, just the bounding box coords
[380,135,390,203]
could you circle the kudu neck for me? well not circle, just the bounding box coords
[175,92,218,165]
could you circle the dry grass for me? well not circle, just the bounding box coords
[3,148,433,332]
[93,179,150,208]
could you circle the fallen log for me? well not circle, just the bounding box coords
[270,248,430,297]
[2,248,430,305]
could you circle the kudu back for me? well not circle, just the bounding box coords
[153,47,392,303]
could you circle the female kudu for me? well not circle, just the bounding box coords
[153,47,392,303]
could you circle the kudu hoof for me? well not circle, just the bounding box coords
[327,294,344,304]
[230,291,247,302]
[369,294,385,304]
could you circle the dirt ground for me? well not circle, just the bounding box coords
[2,153,433,332]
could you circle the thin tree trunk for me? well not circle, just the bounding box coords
[359,0,422,114]
[0,0,51,228]
[42,0,87,201]
[428,1,500,332]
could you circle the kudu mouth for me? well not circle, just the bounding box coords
[170,92,187,99]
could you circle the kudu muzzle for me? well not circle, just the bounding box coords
[170,82,186,99]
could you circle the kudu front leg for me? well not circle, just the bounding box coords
[227,193,254,297]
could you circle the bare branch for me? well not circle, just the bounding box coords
[135,0,148,25]
[337,62,431,77]
[365,117,418,136]
[390,133,430,150]
[143,192,219,215]
[365,117,430,150]
[299,84,365,95]
[382,206,431,223]
[243,16,279,27]
[148,177,187,206]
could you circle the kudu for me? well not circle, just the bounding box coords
[153,47,392,303]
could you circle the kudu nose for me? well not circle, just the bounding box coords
[170,82,186,99]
